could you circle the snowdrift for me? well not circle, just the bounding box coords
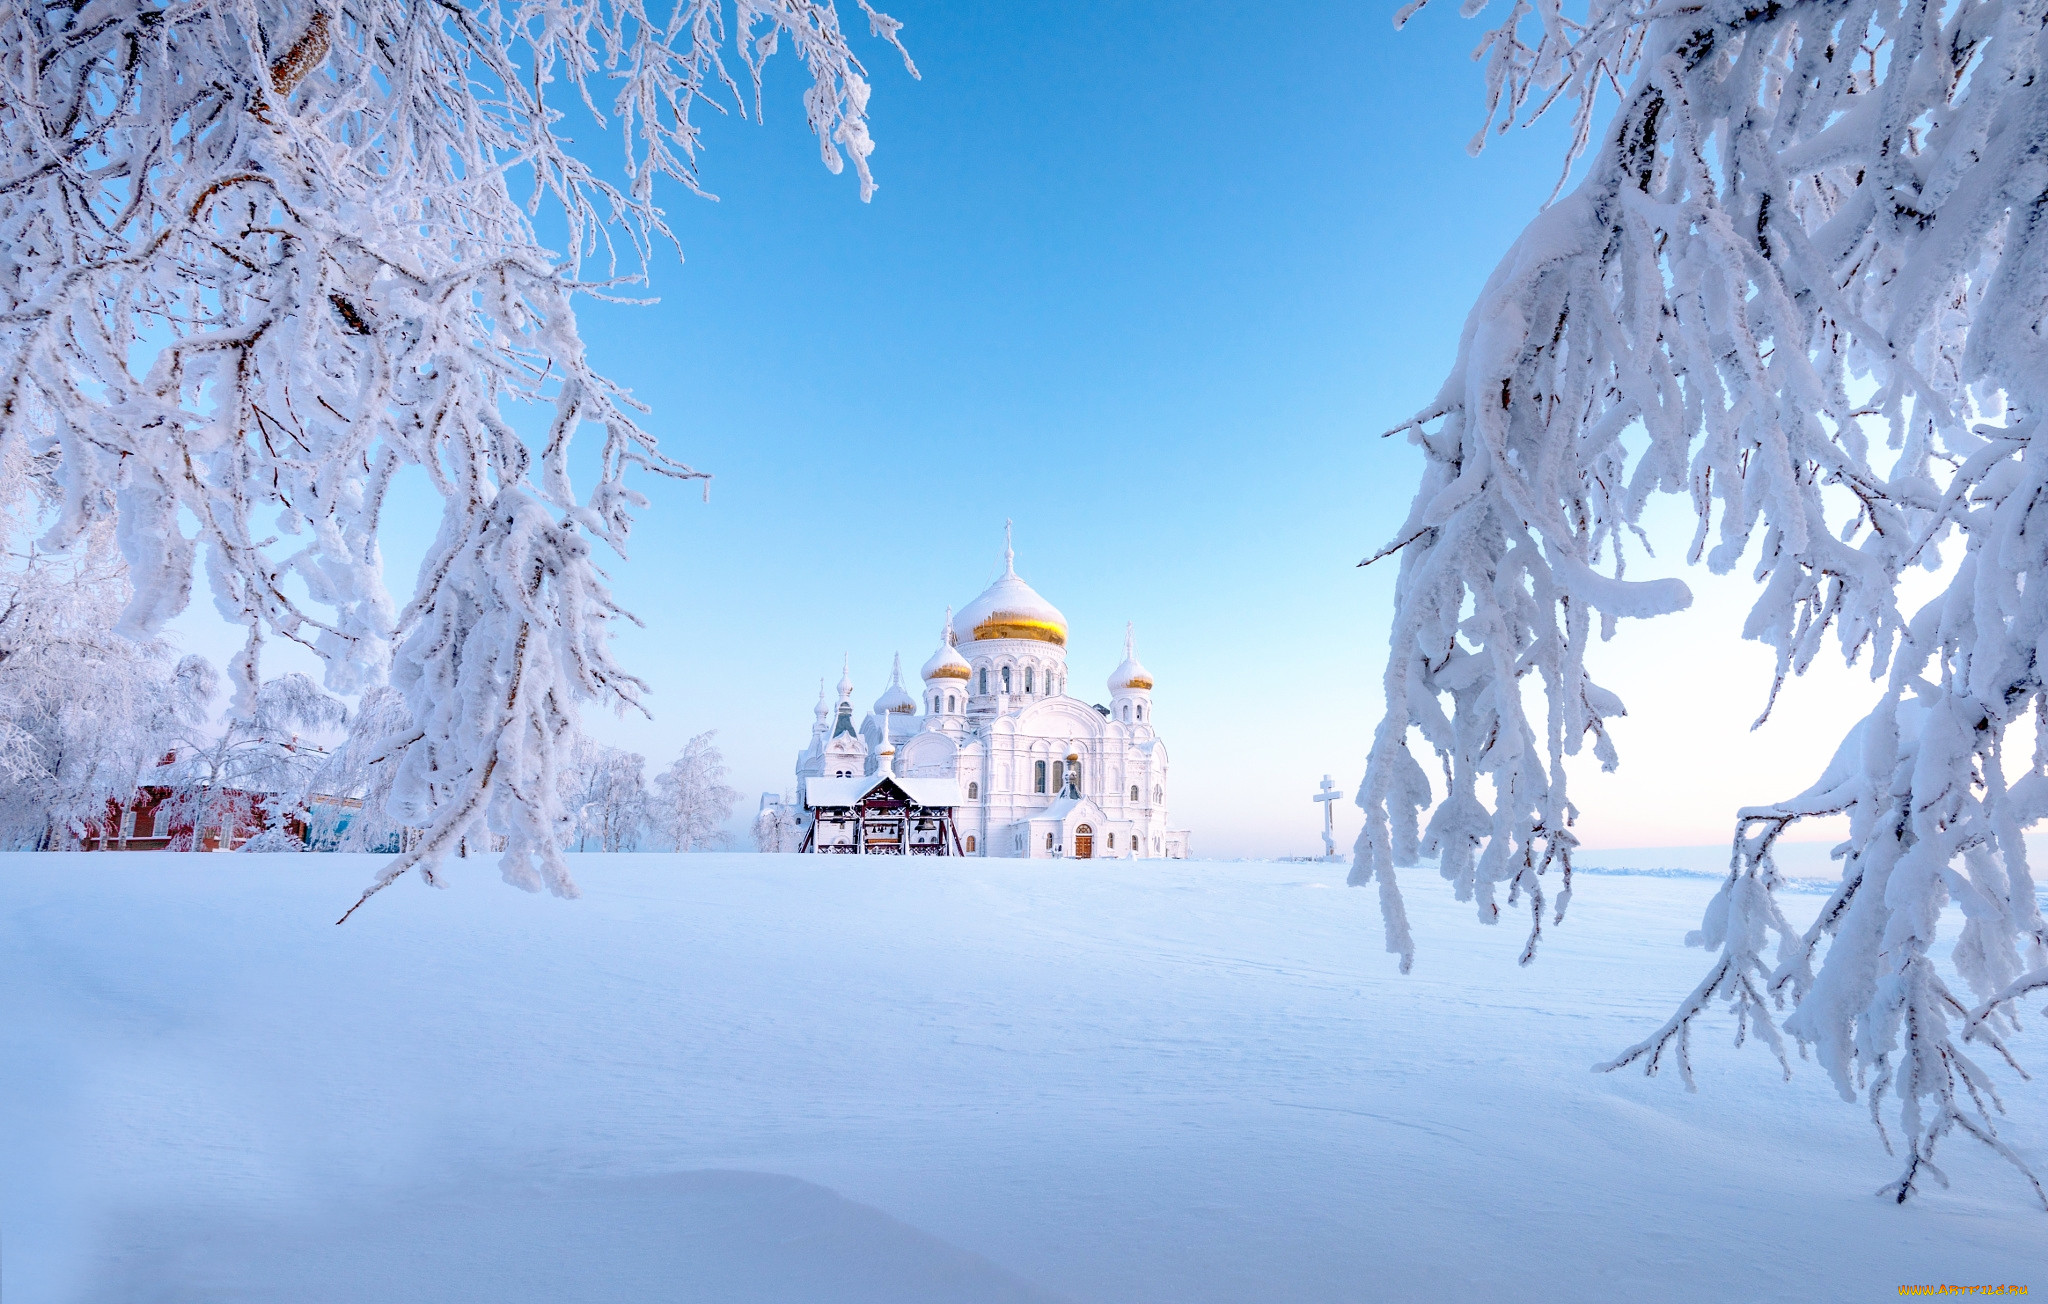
[1,852,2038,1302]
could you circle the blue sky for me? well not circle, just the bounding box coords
[176,2,1890,857]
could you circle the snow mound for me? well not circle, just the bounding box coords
[1,852,2038,1303]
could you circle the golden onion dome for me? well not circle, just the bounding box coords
[921,607,974,681]
[1108,622,1153,691]
[958,556,1067,648]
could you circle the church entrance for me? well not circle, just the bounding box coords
[1073,825,1093,859]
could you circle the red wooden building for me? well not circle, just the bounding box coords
[77,785,309,851]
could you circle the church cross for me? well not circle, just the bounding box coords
[1313,774,1341,860]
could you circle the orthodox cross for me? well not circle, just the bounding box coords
[1313,775,1341,859]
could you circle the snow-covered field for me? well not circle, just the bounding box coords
[3,853,2039,1302]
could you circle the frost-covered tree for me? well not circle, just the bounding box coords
[0,530,214,849]
[298,684,416,851]
[559,735,648,851]
[0,0,914,912]
[160,672,348,850]
[751,794,801,852]
[651,730,736,851]
[0,436,213,848]
[1363,0,2048,1204]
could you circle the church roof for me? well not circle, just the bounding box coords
[1034,795,1106,825]
[831,654,858,735]
[958,529,1066,647]
[803,774,962,809]
[921,607,972,681]
[865,709,918,748]
[873,653,918,714]
[1108,623,1153,691]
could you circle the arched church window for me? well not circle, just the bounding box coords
[966,835,976,853]
[1136,705,1144,721]
[1034,760,1047,793]
[1025,666,1034,693]
[978,667,988,694]
[947,694,956,712]
[1130,785,1140,801]
[1045,832,1054,850]
[1108,833,1115,849]
[1121,703,1130,721]
[1154,785,1163,802]
[967,781,979,800]
[1001,665,1012,693]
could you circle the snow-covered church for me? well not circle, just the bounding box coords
[778,539,1189,859]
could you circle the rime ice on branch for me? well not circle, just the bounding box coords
[0,519,214,850]
[0,0,914,912]
[1364,0,2048,1204]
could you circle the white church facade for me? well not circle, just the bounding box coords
[778,540,1189,859]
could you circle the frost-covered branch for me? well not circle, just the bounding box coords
[1599,745,1856,1088]
[0,0,914,909]
[1368,0,2048,1203]
[0,538,214,848]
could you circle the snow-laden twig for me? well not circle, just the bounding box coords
[0,0,913,909]
[1369,0,2048,1203]
[0,520,213,847]
[1598,826,1801,1089]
